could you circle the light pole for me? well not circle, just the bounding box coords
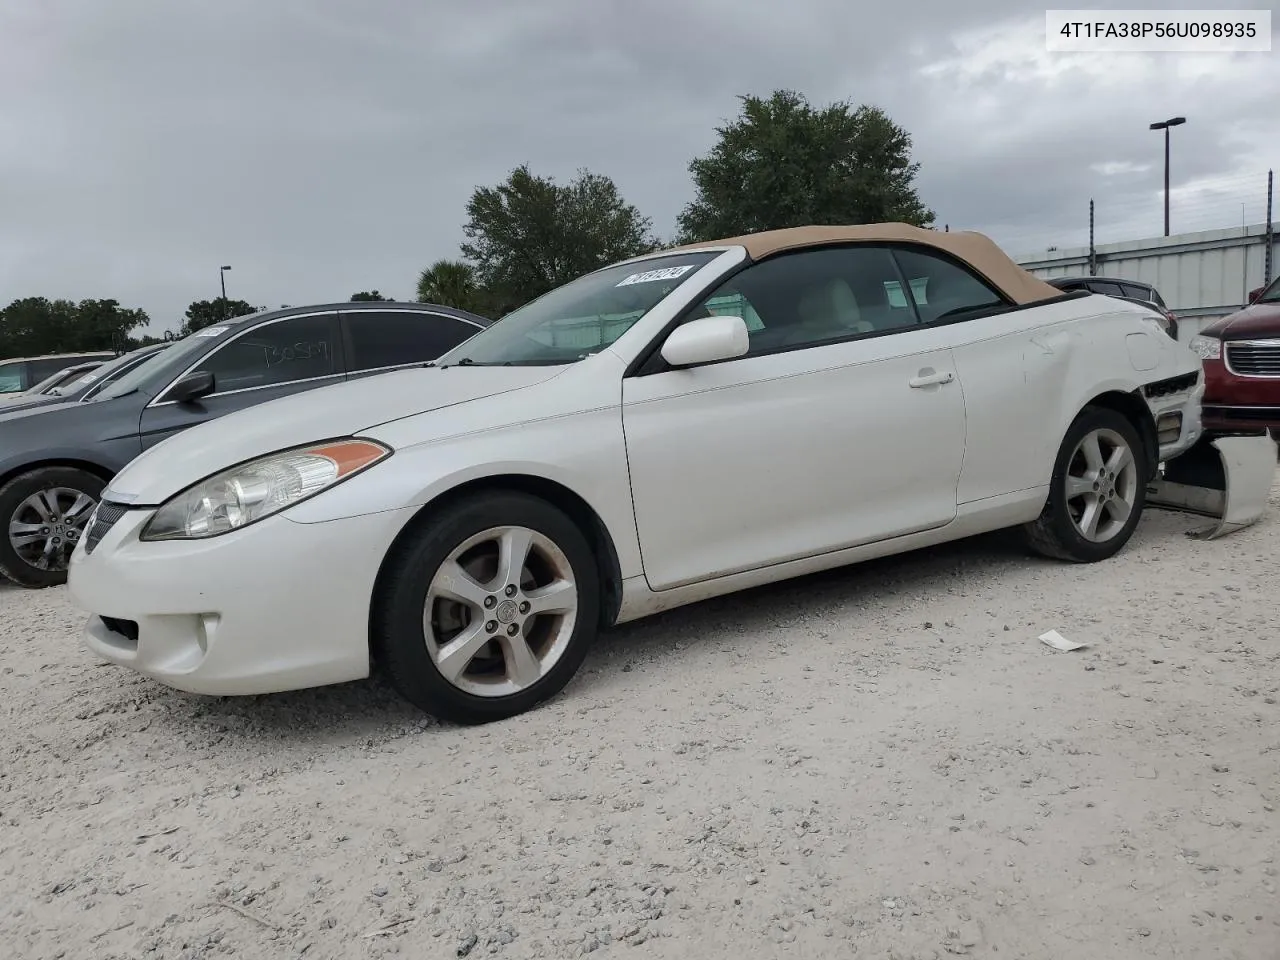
[1149,117,1185,237]
[219,265,231,322]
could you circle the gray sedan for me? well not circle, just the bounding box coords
[0,301,489,587]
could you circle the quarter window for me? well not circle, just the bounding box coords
[345,310,479,371]
[689,246,919,358]
[890,248,1007,323]
[191,313,339,395]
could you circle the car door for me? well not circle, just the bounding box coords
[891,246,1077,503]
[136,310,345,450]
[621,244,968,592]
[340,308,484,381]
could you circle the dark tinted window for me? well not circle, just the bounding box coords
[1118,282,1152,302]
[345,310,479,371]
[28,357,77,381]
[0,361,28,393]
[192,312,339,395]
[1087,280,1126,297]
[891,248,1007,323]
[691,246,918,357]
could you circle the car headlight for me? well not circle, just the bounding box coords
[1188,335,1221,360]
[139,438,391,541]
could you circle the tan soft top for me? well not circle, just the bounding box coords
[664,223,1062,306]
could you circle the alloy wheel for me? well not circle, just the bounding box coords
[1064,427,1140,542]
[7,486,97,572]
[423,525,579,697]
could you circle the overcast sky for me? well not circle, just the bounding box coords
[2,0,1277,333]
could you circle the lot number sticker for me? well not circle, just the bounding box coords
[616,265,696,286]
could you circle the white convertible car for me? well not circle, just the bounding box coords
[68,225,1275,724]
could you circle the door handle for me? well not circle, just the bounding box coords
[908,370,955,388]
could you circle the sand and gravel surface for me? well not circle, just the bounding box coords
[2,487,1278,960]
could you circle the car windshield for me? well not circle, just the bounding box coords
[52,351,148,395]
[29,367,88,394]
[1257,278,1280,303]
[93,332,221,401]
[435,251,723,366]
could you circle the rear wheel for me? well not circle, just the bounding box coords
[373,491,600,724]
[0,466,104,587]
[1021,407,1147,562]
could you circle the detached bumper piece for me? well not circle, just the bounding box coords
[1146,432,1277,539]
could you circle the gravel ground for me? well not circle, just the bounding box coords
[2,487,1279,960]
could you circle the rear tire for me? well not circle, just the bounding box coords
[1021,407,1148,563]
[372,491,600,725]
[0,466,105,588]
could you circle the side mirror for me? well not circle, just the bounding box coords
[166,370,215,404]
[660,315,750,368]
[1248,286,1263,304]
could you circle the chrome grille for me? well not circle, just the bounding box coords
[1225,340,1280,378]
[84,501,129,555]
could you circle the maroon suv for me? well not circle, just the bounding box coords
[1190,277,1280,435]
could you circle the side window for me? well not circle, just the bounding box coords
[28,358,73,381]
[689,246,918,358]
[0,361,27,393]
[1087,280,1126,297]
[1119,282,1150,301]
[1149,288,1167,308]
[192,313,339,395]
[344,310,479,371]
[890,248,1007,323]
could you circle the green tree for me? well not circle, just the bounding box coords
[0,296,150,358]
[179,298,260,336]
[460,165,657,311]
[416,259,485,313]
[73,298,149,352]
[676,90,934,243]
[349,290,389,301]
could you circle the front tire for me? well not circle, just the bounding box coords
[0,466,105,588]
[1021,406,1148,563]
[373,491,600,724]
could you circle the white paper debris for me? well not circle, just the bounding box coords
[1039,629,1086,652]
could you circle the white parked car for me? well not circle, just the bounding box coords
[68,224,1268,724]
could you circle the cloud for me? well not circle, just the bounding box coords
[0,0,1276,330]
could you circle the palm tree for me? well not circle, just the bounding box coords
[417,260,479,311]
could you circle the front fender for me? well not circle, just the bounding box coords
[283,404,643,578]
[0,446,127,484]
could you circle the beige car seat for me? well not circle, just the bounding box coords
[783,278,875,345]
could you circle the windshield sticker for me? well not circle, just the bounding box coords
[194,325,229,337]
[76,374,99,383]
[616,264,697,287]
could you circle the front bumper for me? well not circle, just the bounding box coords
[67,503,418,696]
[1202,356,1280,431]
[1146,375,1205,463]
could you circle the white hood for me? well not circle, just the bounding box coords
[107,365,563,503]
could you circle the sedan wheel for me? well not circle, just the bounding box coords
[0,467,104,588]
[1063,427,1141,543]
[374,491,600,724]
[1022,406,1147,563]
[424,525,579,698]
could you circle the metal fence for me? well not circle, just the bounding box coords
[963,169,1276,289]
